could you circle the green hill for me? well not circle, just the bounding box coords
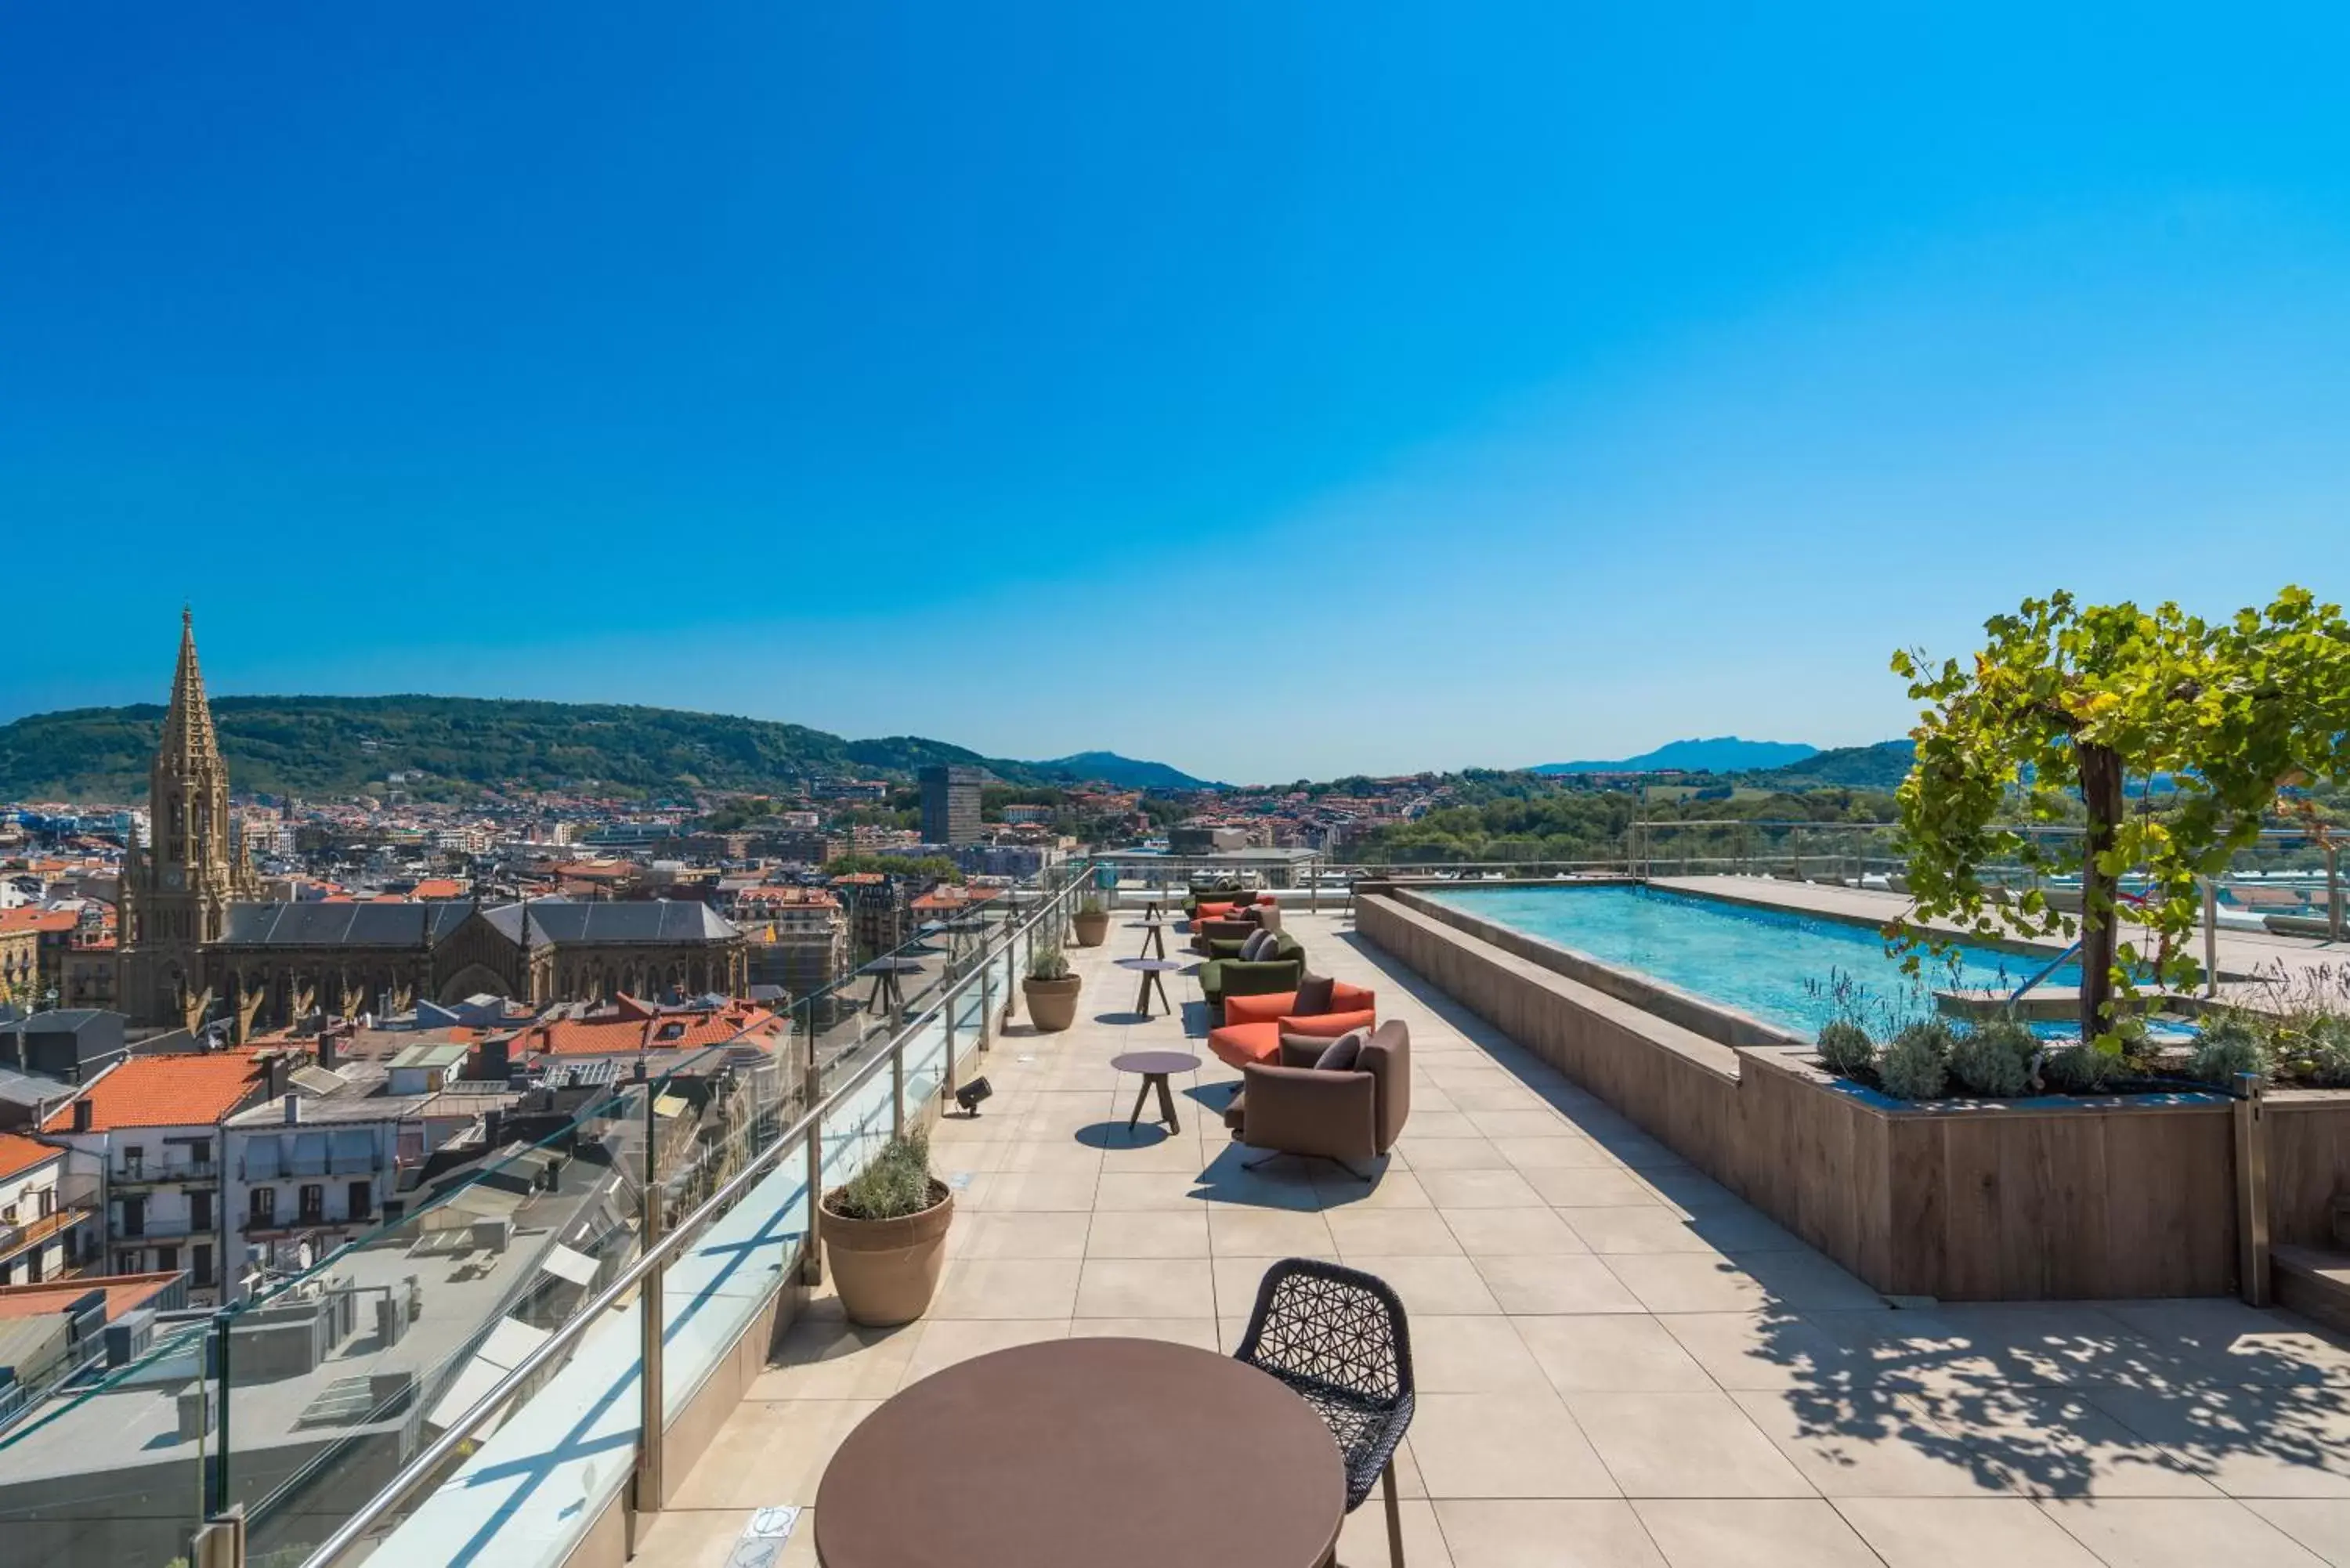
[0,695,1055,802]
[1742,740,1917,791]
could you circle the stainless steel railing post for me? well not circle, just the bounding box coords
[2236,1072,2272,1307]
[801,1124,824,1286]
[638,1085,666,1516]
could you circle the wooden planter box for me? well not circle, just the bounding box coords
[1357,890,2350,1301]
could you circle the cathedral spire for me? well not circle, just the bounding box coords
[159,605,222,768]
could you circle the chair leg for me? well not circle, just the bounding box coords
[1382,1458,1403,1568]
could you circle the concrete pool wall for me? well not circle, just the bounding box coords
[1357,886,2277,1300]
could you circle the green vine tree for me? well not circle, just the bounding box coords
[1890,587,2350,1053]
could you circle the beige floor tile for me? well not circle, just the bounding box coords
[1491,1136,1625,1170]
[1602,1254,1772,1314]
[1358,1254,1505,1315]
[1093,1169,1208,1209]
[1401,1110,1486,1140]
[1397,1137,1520,1170]
[969,1170,1100,1211]
[1419,1167,1548,1209]
[951,1209,1093,1259]
[1631,1498,1882,1566]
[1515,1314,1718,1393]
[631,1506,819,1567]
[1570,1389,1815,1498]
[1315,1169,1436,1209]
[2038,1498,2330,1566]
[1097,1133,1215,1172]
[670,1398,880,1508]
[1434,1498,1667,1566]
[1336,1495,1453,1567]
[1525,1167,1667,1208]
[1635,1169,1750,1213]
[1328,1207,1466,1256]
[1442,1205,1591,1255]
[900,1317,1071,1383]
[927,1257,1083,1318]
[1654,1310,1855,1392]
[750,1320,919,1400]
[1730,1388,2018,1497]
[1930,1389,2222,1498]
[1466,1109,1577,1140]
[2246,1500,2350,1566]
[1564,1205,1741,1255]
[1411,1314,1553,1393]
[1408,1390,1621,1498]
[1065,1316,1221,1352]
[992,1137,1107,1173]
[1208,1205,1338,1255]
[2087,1386,2350,1498]
[1075,1256,1217,1317]
[1474,1253,1647,1314]
[1084,1208,1210,1257]
[1831,1497,2104,1566]
[1445,1081,1557,1113]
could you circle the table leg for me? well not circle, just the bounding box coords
[1154,1073,1180,1133]
[1133,970,1153,1015]
[1147,971,1170,1016]
[1127,1077,1153,1131]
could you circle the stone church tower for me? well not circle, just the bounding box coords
[119,609,260,1028]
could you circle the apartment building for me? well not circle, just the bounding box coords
[0,1133,99,1286]
[42,1051,275,1303]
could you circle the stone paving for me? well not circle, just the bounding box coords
[639,909,2350,1567]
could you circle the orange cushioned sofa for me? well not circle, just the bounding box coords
[1204,982,1378,1070]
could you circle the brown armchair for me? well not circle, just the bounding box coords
[1223,1020,1411,1180]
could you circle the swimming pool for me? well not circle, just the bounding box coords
[1423,883,2081,1039]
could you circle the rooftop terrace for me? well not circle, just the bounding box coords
[628,909,2350,1568]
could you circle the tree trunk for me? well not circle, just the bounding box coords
[2075,740,2127,1046]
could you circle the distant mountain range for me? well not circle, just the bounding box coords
[1533,737,1821,775]
[1529,735,1918,792]
[0,695,1211,804]
[1026,752,1219,792]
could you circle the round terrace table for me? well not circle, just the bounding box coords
[1112,1050,1202,1134]
[1115,956,1184,1018]
[1127,913,1169,959]
[815,1336,1343,1568]
[857,956,928,1017]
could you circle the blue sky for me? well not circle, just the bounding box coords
[5,3,2346,784]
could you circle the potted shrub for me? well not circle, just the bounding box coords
[1022,942,1082,1031]
[820,1131,953,1326]
[1072,894,1110,948]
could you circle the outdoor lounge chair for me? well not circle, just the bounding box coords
[1223,1020,1411,1179]
[1234,1258,1415,1568]
[1205,980,1376,1067]
[1198,932,1309,1016]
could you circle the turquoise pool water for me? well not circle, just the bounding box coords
[1425,884,2083,1039]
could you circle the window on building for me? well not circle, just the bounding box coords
[193,1243,213,1288]
[122,1145,143,1176]
[156,1245,179,1274]
[119,1196,144,1237]
[298,1183,324,1225]
[348,1180,371,1221]
[191,1138,212,1167]
[191,1190,212,1231]
[249,1187,276,1227]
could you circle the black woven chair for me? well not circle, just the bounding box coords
[1234,1258,1416,1568]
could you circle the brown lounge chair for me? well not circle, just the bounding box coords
[1224,1020,1411,1180]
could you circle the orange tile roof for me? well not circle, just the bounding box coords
[0,1133,63,1183]
[0,909,78,935]
[0,1271,183,1322]
[42,1053,267,1133]
[520,1003,784,1057]
[412,879,467,899]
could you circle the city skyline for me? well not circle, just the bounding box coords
[6,4,2347,779]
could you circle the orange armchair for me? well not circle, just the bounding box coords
[1206,983,1378,1070]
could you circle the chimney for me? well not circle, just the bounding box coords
[318,1026,341,1073]
[283,1093,301,1125]
[72,1097,94,1133]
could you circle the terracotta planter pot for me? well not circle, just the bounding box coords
[1072,910,1110,947]
[1023,974,1082,1032]
[821,1180,954,1327]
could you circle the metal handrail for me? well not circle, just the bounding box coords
[294,861,1092,1568]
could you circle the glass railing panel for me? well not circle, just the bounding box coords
[230,1081,656,1567]
[900,1011,950,1127]
[0,1316,215,1568]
